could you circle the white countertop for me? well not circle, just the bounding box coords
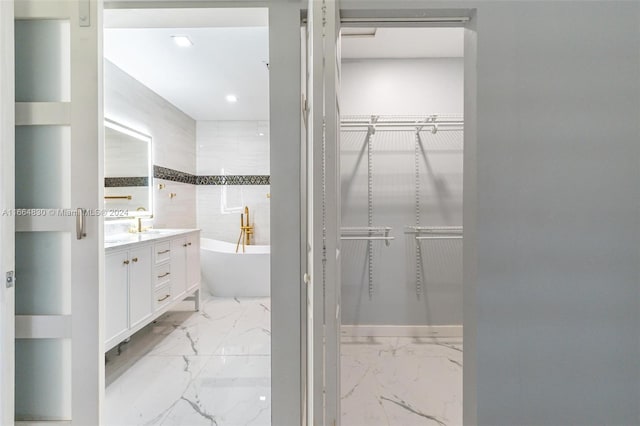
[105,228,200,251]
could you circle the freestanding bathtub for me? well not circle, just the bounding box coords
[200,238,271,297]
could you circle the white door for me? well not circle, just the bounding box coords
[0,1,16,424]
[13,0,103,423]
[306,1,341,424]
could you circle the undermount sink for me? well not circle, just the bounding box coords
[105,233,137,245]
[105,238,132,244]
[143,229,172,234]
[105,230,180,246]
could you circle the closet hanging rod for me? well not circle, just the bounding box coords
[341,236,395,241]
[341,121,463,128]
[301,17,471,25]
[341,128,463,133]
[406,225,463,230]
[341,226,394,246]
[340,17,471,25]
[341,226,392,234]
[405,226,463,235]
[416,236,463,240]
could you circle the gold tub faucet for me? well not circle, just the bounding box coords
[236,206,254,253]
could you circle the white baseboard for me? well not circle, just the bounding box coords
[341,325,463,338]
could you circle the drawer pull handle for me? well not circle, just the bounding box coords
[157,294,170,302]
[132,257,138,263]
[157,249,170,254]
[123,260,130,265]
[187,242,192,246]
[183,243,188,247]
[158,272,170,278]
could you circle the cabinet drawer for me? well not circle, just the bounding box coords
[155,262,171,286]
[155,241,171,263]
[154,283,172,310]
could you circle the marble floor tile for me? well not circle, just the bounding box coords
[162,355,271,426]
[105,296,271,426]
[341,336,463,426]
[106,294,461,426]
[106,354,210,425]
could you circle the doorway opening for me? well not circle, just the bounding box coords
[102,8,272,425]
[338,26,465,425]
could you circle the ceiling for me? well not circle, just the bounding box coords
[341,27,464,59]
[104,8,268,29]
[104,26,269,121]
[104,9,463,121]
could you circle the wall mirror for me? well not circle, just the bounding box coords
[104,119,152,217]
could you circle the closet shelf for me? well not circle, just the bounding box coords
[341,114,464,133]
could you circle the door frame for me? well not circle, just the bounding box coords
[306,5,478,425]
[0,1,15,424]
[103,2,306,425]
[303,1,342,424]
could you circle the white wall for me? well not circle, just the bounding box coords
[342,1,640,425]
[104,60,197,229]
[341,58,464,327]
[196,121,270,245]
[342,58,463,115]
[468,4,640,424]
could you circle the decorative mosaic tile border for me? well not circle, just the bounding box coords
[105,177,149,187]
[153,165,270,186]
[154,165,197,184]
[196,175,270,185]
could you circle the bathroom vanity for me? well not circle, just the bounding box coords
[104,229,200,352]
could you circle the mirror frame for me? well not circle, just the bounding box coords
[104,118,153,218]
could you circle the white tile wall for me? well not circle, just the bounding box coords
[196,121,270,245]
[197,185,270,245]
[105,60,197,232]
[196,121,269,175]
[103,186,151,212]
[103,179,195,233]
[153,179,197,230]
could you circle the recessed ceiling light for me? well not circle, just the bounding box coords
[225,94,238,103]
[171,35,193,47]
[258,132,265,136]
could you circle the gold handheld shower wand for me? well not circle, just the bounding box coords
[235,206,254,253]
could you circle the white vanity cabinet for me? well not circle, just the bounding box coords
[170,234,200,301]
[154,240,173,309]
[105,250,130,345]
[170,238,187,300]
[105,244,153,348]
[186,237,201,292]
[105,229,201,352]
[128,245,153,328]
